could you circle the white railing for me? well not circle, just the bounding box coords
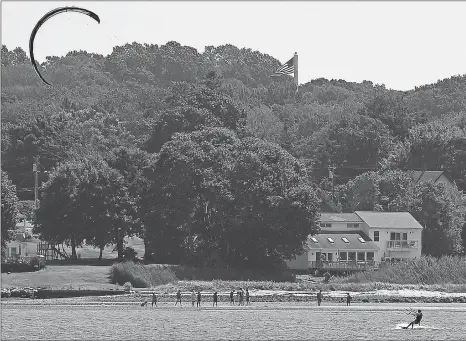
[386,240,418,249]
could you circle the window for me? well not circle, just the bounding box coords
[373,231,379,242]
[357,237,366,243]
[391,232,406,241]
[341,237,350,243]
[310,237,318,243]
[357,252,365,261]
[366,252,374,261]
[320,223,332,228]
[347,223,360,228]
[327,237,335,243]
[339,252,347,261]
[348,252,356,261]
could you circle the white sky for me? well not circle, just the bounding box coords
[2,1,466,91]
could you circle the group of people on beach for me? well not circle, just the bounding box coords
[146,288,250,308]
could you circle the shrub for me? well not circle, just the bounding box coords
[109,262,177,288]
[337,256,466,285]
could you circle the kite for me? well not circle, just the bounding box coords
[29,7,100,85]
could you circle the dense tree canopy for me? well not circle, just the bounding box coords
[2,41,466,261]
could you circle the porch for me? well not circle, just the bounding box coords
[308,260,379,273]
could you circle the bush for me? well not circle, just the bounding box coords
[337,256,466,285]
[109,262,177,288]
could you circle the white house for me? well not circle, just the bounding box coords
[5,233,30,259]
[355,211,422,261]
[286,211,423,270]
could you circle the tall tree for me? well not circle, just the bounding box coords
[1,171,19,256]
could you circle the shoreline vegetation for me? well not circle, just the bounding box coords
[2,256,466,302]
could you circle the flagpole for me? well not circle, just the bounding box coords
[293,52,298,94]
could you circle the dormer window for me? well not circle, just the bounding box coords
[327,237,335,243]
[310,237,318,243]
[357,237,366,243]
[341,237,350,243]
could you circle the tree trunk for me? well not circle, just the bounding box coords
[99,246,104,260]
[117,238,124,260]
[70,239,77,259]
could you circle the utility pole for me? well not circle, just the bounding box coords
[33,157,39,210]
[328,165,335,204]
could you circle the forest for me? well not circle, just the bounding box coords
[2,42,466,266]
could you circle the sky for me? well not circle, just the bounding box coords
[2,1,466,91]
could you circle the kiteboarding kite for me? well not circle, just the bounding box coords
[29,7,100,85]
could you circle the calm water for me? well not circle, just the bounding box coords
[2,301,465,340]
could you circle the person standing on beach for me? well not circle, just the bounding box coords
[175,290,182,306]
[152,292,157,307]
[197,291,202,307]
[213,291,218,307]
[245,288,250,305]
[237,289,241,305]
[317,290,323,306]
[191,290,196,307]
[346,293,352,306]
[230,290,234,305]
[324,271,331,284]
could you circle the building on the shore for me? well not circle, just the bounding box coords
[286,211,423,271]
[412,170,456,191]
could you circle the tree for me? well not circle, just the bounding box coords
[142,127,321,267]
[1,171,19,256]
[34,161,85,259]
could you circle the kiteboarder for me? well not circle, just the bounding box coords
[403,309,423,329]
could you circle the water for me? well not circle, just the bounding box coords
[2,301,465,340]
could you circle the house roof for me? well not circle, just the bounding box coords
[413,170,445,183]
[320,213,363,223]
[308,233,379,251]
[355,211,423,229]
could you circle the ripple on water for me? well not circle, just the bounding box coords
[2,303,466,340]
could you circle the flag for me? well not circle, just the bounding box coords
[271,56,295,77]
[271,53,299,94]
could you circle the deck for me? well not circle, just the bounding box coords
[309,260,378,274]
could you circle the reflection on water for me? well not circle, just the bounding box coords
[2,302,465,340]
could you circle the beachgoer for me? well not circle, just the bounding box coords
[324,271,331,284]
[404,309,423,329]
[191,290,196,307]
[246,288,250,305]
[152,293,157,307]
[346,293,352,306]
[230,290,234,305]
[197,291,201,307]
[213,291,218,307]
[175,289,182,306]
[317,290,323,306]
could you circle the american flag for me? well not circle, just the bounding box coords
[271,56,294,77]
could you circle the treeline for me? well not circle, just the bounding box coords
[1,42,466,264]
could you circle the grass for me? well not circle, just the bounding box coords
[335,256,466,285]
[1,265,119,290]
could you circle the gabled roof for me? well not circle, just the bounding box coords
[355,211,423,229]
[320,213,363,223]
[308,233,379,251]
[413,170,445,183]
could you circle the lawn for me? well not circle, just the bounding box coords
[1,265,119,290]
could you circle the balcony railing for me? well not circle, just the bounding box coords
[386,240,418,249]
[309,260,378,271]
